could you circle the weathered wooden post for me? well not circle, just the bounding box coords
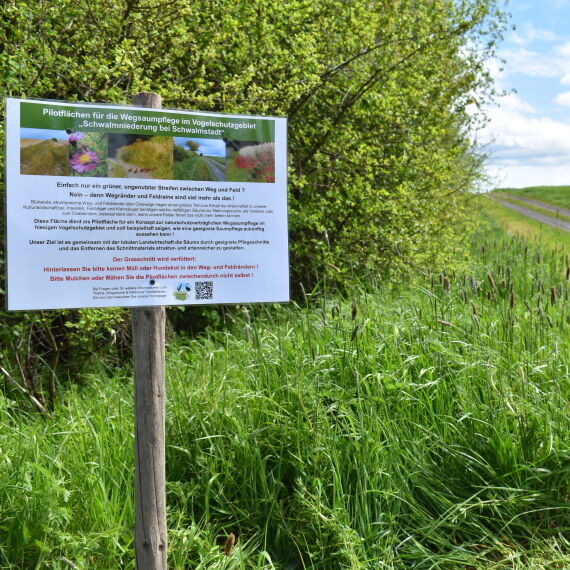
[132,91,167,569]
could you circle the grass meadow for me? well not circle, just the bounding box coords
[173,155,217,181]
[481,197,570,254]
[495,186,570,210]
[1,214,569,568]
[115,136,174,179]
[19,140,70,177]
[498,197,570,224]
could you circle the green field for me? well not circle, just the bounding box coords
[173,155,218,181]
[1,216,569,568]
[495,196,570,224]
[480,195,570,254]
[495,186,570,209]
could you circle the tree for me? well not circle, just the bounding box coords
[0,0,507,389]
[1,1,506,283]
[185,140,199,152]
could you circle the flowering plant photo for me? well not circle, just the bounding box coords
[67,130,108,177]
[236,142,275,182]
[225,140,276,183]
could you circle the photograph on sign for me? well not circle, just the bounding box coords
[5,98,288,310]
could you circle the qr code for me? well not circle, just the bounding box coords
[195,281,214,300]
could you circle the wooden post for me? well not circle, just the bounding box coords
[132,91,167,569]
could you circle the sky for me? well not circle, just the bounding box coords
[20,127,68,141]
[481,0,570,189]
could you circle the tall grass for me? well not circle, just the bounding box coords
[0,374,135,568]
[117,136,173,179]
[1,216,569,568]
[165,221,570,567]
[173,155,217,181]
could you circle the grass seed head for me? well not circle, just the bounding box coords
[224,533,236,556]
[331,304,340,319]
[550,286,558,306]
[351,303,358,320]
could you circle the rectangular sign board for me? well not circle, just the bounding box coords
[5,98,289,310]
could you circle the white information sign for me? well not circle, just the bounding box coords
[5,98,289,310]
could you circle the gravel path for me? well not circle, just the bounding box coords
[492,197,570,232]
[202,157,226,181]
[501,194,570,218]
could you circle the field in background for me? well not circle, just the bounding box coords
[1,214,569,568]
[495,186,570,210]
[480,196,570,253]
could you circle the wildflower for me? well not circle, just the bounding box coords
[66,129,84,149]
[235,142,275,181]
[70,150,99,173]
[68,131,84,143]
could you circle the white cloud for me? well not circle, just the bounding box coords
[486,163,570,188]
[482,92,570,187]
[559,41,570,57]
[485,108,570,162]
[554,91,570,106]
[509,24,560,46]
[501,47,558,77]
[499,92,537,114]
[500,40,570,81]
[561,73,570,85]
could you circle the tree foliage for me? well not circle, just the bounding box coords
[0,0,506,279]
[0,0,507,396]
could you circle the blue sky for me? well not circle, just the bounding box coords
[21,127,68,141]
[482,1,570,188]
